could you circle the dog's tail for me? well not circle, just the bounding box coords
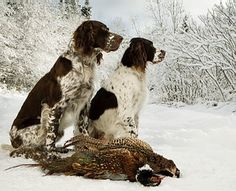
[0,144,14,153]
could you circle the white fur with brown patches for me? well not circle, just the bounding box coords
[9,21,123,157]
[45,51,97,147]
[9,104,49,148]
[89,64,148,140]
[153,49,166,64]
[9,48,98,151]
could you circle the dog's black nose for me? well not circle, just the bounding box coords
[176,168,180,178]
[160,49,166,55]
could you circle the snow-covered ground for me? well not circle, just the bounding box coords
[0,92,236,191]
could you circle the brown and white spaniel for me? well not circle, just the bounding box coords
[87,38,165,140]
[9,20,123,153]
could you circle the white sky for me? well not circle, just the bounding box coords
[182,0,226,17]
[89,0,227,35]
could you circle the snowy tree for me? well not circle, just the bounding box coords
[81,0,91,19]
[169,0,236,102]
[183,15,189,32]
[59,0,81,18]
[145,0,190,103]
[144,0,236,104]
[0,1,84,91]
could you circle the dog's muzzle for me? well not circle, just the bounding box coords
[105,33,123,52]
[153,49,166,64]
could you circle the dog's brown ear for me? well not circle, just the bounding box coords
[73,21,95,56]
[129,41,147,70]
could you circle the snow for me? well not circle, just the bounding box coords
[0,93,236,191]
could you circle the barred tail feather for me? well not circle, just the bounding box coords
[0,144,14,152]
[5,164,40,171]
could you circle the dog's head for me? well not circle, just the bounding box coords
[121,37,166,72]
[73,20,123,61]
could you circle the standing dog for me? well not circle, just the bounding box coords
[87,38,165,140]
[10,20,123,152]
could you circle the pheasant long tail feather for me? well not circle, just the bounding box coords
[5,163,40,171]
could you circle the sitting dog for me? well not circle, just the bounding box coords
[9,20,123,153]
[87,38,165,140]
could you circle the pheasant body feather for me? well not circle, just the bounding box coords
[9,135,180,186]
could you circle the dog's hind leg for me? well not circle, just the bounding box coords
[10,145,60,161]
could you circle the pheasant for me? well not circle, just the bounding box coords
[8,135,180,186]
[63,135,180,178]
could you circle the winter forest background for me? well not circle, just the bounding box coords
[0,0,235,105]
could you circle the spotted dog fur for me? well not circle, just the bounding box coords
[9,21,123,157]
[88,38,165,140]
[44,53,96,147]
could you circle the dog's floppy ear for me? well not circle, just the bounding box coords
[122,39,147,70]
[73,21,95,55]
[130,41,147,64]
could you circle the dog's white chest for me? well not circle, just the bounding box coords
[59,62,94,99]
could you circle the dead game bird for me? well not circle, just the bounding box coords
[7,136,180,186]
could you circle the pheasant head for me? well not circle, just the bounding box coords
[147,153,180,178]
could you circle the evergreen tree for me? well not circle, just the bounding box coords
[181,15,189,33]
[81,0,91,19]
